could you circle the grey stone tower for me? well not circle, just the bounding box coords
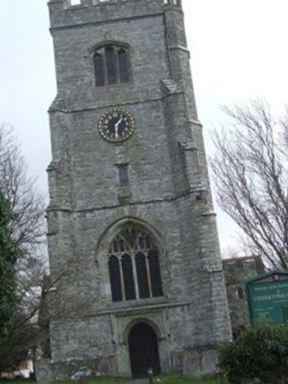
[44,0,231,380]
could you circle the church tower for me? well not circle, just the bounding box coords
[44,0,231,380]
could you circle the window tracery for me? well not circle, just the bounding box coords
[108,226,163,302]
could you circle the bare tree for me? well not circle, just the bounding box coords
[0,124,46,301]
[211,101,288,270]
[0,124,47,370]
[0,124,87,371]
[0,124,45,253]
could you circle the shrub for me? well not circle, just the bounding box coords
[218,323,288,383]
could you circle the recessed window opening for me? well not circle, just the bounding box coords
[106,47,117,84]
[94,53,105,87]
[236,287,244,299]
[108,226,163,302]
[94,45,131,87]
[117,164,129,186]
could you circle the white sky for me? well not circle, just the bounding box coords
[1,0,288,256]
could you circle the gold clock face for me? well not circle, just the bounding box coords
[98,110,136,143]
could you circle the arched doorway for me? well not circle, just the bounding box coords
[128,322,161,378]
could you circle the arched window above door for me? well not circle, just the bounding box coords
[108,225,163,302]
[93,44,131,87]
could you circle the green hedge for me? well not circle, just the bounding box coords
[218,323,288,383]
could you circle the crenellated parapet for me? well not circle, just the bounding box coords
[48,0,182,10]
[48,0,183,40]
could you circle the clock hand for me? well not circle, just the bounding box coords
[116,118,123,128]
[114,118,123,138]
[115,125,118,139]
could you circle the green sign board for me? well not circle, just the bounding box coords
[246,272,288,325]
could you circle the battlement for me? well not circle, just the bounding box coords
[49,0,182,10]
[49,0,183,31]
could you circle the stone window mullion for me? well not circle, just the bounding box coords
[115,47,121,84]
[102,47,108,86]
[144,251,153,298]
[131,253,140,299]
[119,255,126,301]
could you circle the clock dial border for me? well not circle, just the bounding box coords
[98,110,136,143]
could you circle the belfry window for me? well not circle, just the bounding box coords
[108,226,163,302]
[94,45,131,87]
[94,53,105,87]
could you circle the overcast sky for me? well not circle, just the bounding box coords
[1,0,288,256]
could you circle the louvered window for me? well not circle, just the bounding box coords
[108,225,163,302]
[94,45,131,87]
[94,53,105,87]
[106,47,117,84]
[118,49,130,83]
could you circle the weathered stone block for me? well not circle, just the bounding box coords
[182,348,218,377]
[35,359,53,384]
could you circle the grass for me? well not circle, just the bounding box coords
[0,374,228,384]
[157,374,226,383]
[83,376,223,383]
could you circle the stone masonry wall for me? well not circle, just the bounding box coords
[223,256,265,335]
[44,0,232,380]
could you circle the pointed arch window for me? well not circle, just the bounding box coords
[93,44,131,87]
[108,225,163,302]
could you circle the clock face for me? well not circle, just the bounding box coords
[98,110,135,143]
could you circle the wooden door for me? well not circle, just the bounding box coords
[128,322,161,378]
